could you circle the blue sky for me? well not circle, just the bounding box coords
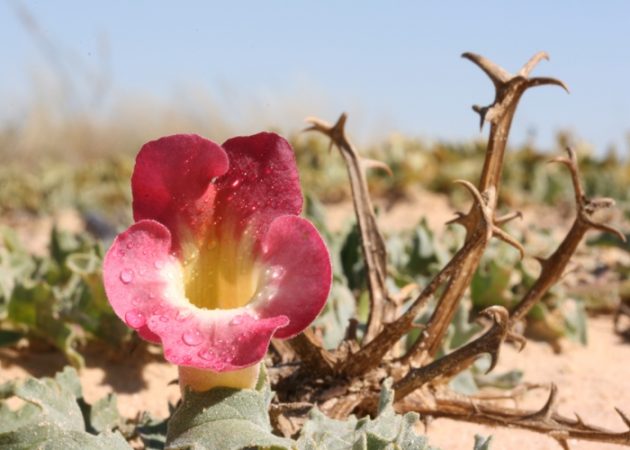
[1,1,629,154]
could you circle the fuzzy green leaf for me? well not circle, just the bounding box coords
[0,367,130,450]
[166,383,293,450]
[473,434,493,450]
[296,380,435,450]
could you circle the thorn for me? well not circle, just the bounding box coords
[472,105,489,131]
[495,211,523,225]
[538,384,559,420]
[518,51,550,77]
[360,157,393,176]
[492,226,525,260]
[462,52,512,88]
[528,77,570,94]
[304,113,348,148]
[574,412,585,426]
[507,331,527,351]
[478,306,510,373]
[453,179,485,208]
[446,211,467,225]
[554,437,570,450]
[534,256,548,269]
[479,305,510,325]
[486,348,501,374]
[547,156,572,167]
[588,221,627,242]
[615,407,630,429]
[586,197,615,211]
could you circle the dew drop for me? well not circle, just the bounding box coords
[266,265,286,281]
[176,310,191,321]
[131,296,142,306]
[126,242,133,250]
[229,316,244,326]
[214,360,226,371]
[153,260,165,270]
[182,329,203,346]
[159,315,169,323]
[120,269,134,284]
[198,348,216,361]
[125,310,146,328]
[231,179,241,188]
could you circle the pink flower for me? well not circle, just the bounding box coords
[103,133,331,374]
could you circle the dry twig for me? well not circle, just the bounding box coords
[276,51,628,449]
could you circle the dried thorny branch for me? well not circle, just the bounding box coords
[410,51,569,362]
[305,113,391,343]
[273,51,629,449]
[509,147,626,325]
[393,306,524,401]
[397,385,630,448]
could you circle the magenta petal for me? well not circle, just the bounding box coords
[214,133,303,242]
[131,134,229,250]
[103,219,293,371]
[156,312,289,371]
[254,215,332,339]
[103,219,175,344]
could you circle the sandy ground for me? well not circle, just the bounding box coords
[424,316,630,450]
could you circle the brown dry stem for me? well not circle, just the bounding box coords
[305,114,391,343]
[409,52,569,361]
[509,147,625,325]
[277,51,628,449]
[397,386,630,448]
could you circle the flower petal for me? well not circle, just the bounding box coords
[131,134,229,250]
[103,219,291,371]
[253,215,332,339]
[214,133,303,243]
[103,219,173,343]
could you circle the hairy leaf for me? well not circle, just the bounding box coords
[296,380,434,450]
[0,367,130,449]
[166,376,293,450]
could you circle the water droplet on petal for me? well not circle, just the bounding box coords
[198,348,216,361]
[132,296,142,306]
[231,179,241,188]
[176,310,191,321]
[182,329,203,346]
[125,310,146,328]
[126,242,133,250]
[266,265,286,281]
[159,315,169,322]
[229,316,244,326]
[154,260,165,270]
[120,269,134,284]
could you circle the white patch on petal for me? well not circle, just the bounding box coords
[158,256,257,321]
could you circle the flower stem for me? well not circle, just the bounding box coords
[178,364,261,392]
